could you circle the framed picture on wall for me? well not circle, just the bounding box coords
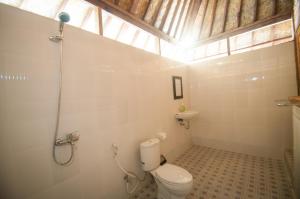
[172,76,183,100]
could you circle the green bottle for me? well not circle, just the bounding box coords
[178,103,186,112]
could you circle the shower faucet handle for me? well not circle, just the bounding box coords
[67,131,80,145]
[55,131,80,146]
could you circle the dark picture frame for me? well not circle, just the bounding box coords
[172,76,183,100]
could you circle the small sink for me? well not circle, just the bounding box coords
[175,111,198,120]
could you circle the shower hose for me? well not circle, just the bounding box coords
[52,36,74,166]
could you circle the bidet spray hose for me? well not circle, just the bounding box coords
[112,144,145,194]
[115,157,138,179]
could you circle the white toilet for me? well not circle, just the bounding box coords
[140,138,193,199]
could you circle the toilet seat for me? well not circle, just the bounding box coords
[153,164,193,186]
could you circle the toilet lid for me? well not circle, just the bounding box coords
[155,164,192,185]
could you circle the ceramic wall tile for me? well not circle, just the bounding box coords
[189,42,297,159]
[0,4,192,199]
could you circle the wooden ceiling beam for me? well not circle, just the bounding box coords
[181,0,201,40]
[223,0,230,32]
[86,0,176,43]
[211,0,230,35]
[199,0,209,30]
[158,0,174,30]
[174,0,189,37]
[200,0,218,39]
[277,0,293,14]
[106,0,115,3]
[272,0,276,15]
[144,0,164,25]
[209,0,218,36]
[223,0,243,31]
[237,0,243,27]
[86,0,293,45]
[117,0,134,11]
[167,0,182,34]
[257,0,276,20]
[254,0,258,21]
[178,0,194,40]
[257,0,277,20]
[274,0,278,14]
[179,0,192,39]
[130,0,150,19]
[240,0,258,26]
[98,7,103,35]
[153,0,171,28]
[192,0,209,40]
[190,11,291,47]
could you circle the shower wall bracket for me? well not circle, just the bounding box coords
[49,35,63,42]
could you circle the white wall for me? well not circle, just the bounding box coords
[0,4,192,199]
[189,42,298,159]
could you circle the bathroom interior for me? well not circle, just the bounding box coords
[1,0,300,198]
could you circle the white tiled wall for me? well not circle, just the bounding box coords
[0,4,192,199]
[189,42,298,159]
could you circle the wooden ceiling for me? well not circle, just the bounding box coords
[86,0,293,47]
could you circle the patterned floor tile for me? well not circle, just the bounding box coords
[132,145,294,199]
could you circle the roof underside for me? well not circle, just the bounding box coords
[86,0,293,47]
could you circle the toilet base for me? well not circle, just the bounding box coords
[157,185,187,199]
[155,178,189,199]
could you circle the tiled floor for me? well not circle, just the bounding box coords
[133,146,294,199]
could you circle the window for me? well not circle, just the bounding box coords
[102,10,159,54]
[230,19,293,55]
[160,39,188,61]
[186,39,228,62]
[189,19,293,62]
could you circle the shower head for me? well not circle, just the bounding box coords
[58,12,70,34]
[49,12,70,42]
[59,12,70,23]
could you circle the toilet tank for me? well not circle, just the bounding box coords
[140,138,160,171]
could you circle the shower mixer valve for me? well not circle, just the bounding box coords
[55,131,80,146]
